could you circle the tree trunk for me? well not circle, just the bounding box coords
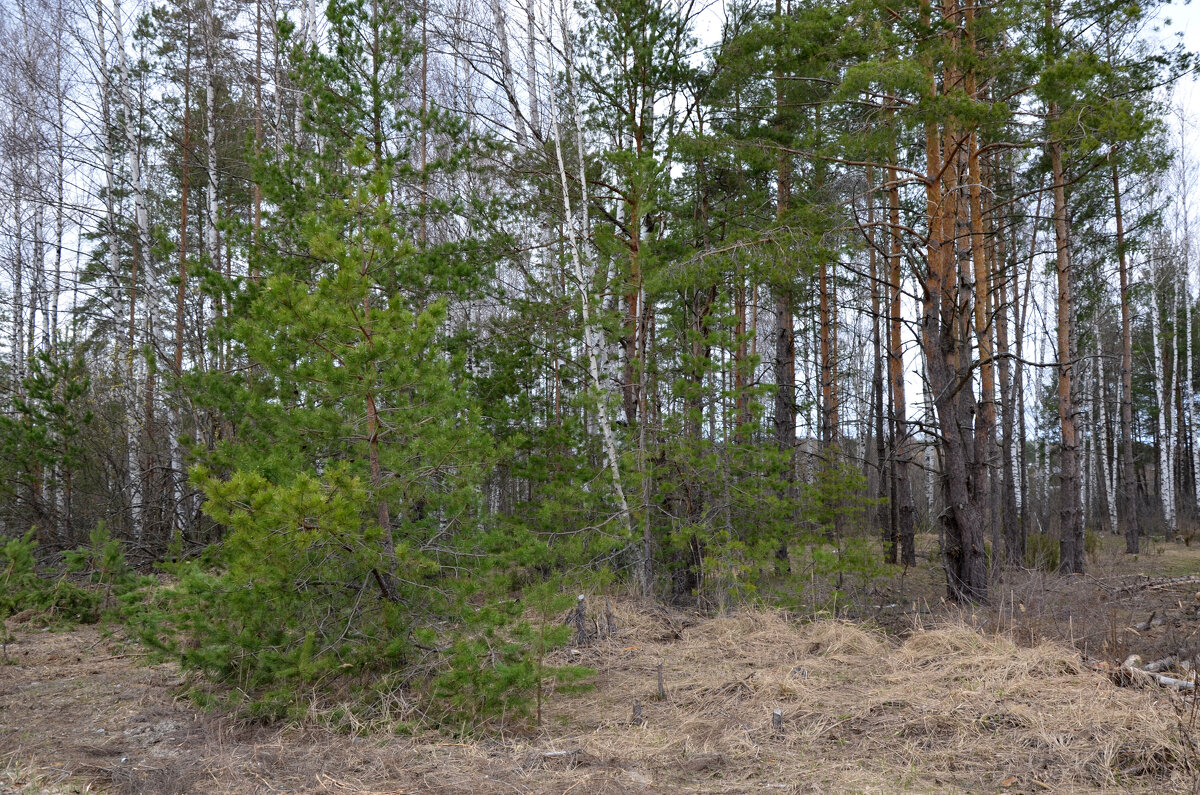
[965,7,997,576]
[171,15,193,549]
[492,0,525,147]
[772,0,795,476]
[253,0,263,274]
[549,0,635,589]
[1049,131,1083,574]
[1113,158,1139,553]
[1097,335,1116,535]
[525,0,540,137]
[12,185,24,393]
[1172,269,1181,539]
[921,15,987,599]
[1153,275,1176,540]
[867,168,891,561]
[114,0,148,542]
[995,190,1021,564]
[887,148,916,565]
[1181,122,1197,518]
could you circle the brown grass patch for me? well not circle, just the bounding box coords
[4,601,1200,793]
[527,602,1199,793]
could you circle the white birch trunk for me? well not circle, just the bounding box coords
[1081,355,1091,523]
[1012,265,1024,513]
[113,0,148,542]
[12,185,24,392]
[52,15,64,351]
[1112,366,1121,532]
[205,0,221,293]
[1188,250,1198,515]
[491,0,525,147]
[1172,267,1181,535]
[525,0,540,137]
[1175,114,1200,514]
[546,0,633,570]
[1097,335,1116,535]
[1153,275,1176,537]
[96,0,119,355]
[31,164,45,356]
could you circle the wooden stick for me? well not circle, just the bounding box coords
[574,594,587,645]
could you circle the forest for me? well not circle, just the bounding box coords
[2,0,1200,739]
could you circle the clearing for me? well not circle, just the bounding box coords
[3,536,1200,793]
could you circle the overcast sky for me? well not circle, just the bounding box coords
[1169,1,1200,114]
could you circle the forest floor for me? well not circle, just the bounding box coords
[4,534,1200,794]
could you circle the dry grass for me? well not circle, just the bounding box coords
[530,602,1200,793]
[5,598,1200,793]
[1,754,85,794]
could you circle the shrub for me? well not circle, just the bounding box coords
[1024,532,1059,572]
[0,531,101,625]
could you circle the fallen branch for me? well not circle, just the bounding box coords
[1106,657,1198,692]
[1143,657,1176,673]
[1149,673,1195,691]
[541,749,583,759]
[1117,575,1200,596]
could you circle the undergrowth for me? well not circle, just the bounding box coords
[2,529,110,627]
[4,525,598,731]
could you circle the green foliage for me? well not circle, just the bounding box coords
[64,522,129,588]
[1025,532,1060,572]
[787,460,888,609]
[0,531,101,625]
[0,353,93,539]
[435,631,546,726]
[130,0,568,728]
[431,583,594,729]
[1020,530,1103,572]
[1086,528,1101,562]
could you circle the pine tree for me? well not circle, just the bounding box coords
[172,0,504,705]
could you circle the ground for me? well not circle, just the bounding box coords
[3,534,1200,794]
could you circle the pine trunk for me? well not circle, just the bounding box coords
[1050,132,1083,574]
[887,152,916,566]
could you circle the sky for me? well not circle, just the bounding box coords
[1171,1,1200,115]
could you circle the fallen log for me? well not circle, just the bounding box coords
[1150,673,1196,691]
[1106,659,1198,692]
[1142,657,1176,673]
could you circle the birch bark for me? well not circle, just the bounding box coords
[546,0,635,584]
[1153,270,1176,539]
[112,0,148,541]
